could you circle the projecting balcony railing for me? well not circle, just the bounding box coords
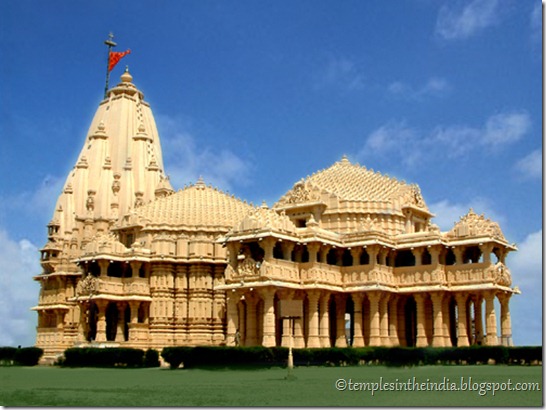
[301,262,343,286]
[95,277,150,296]
[342,264,394,286]
[39,289,68,305]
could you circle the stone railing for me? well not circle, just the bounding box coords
[39,289,66,305]
[96,277,150,297]
[393,265,446,286]
[343,264,394,286]
[259,259,300,283]
[301,262,343,286]
[445,263,498,286]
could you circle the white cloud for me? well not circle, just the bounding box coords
[0,229,41,346]
[482,111,531,146]
[430,125,481,157]
[360,110,531,167]
[506,230,542,345]
[157,116,253,192]
[313,56,364,91]
[428,198,505,232]
[388,77,451,100]
[360,120,422,167]
[514,149,542,179]
[436,0,502,40]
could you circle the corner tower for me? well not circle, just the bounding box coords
[34,69,171,356]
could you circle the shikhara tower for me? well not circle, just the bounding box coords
[34,69,172,352]
[34,68,519,363]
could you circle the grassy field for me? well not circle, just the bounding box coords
[0,365,542,407]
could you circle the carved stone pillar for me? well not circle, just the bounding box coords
[352,293,365,347]
[130,261,142,278]
[388,296,399,346]
[260,288,276,347]
[98,260,109,277]
[484,292,498,346]
[115,302,126,342]
[378,247,389,266]
[306,290,321,348]
[294,316,305,348]
[368,291,381,346]
[281,242,295,261]
[245,293,258,346]
[479,243,494,265]
[307,243,320,264]
[455,293,469,347]
[280,290,294,347]
[319,292,330,347]
[411,248,424,266]
[350,248,363,267]
[335,294,347,347]
[430,292,444,347]
[367,245,379,268]
[414,293,428,347]
[442,296,452,347]
[318,245,330,264]
[95,300,107,342]
[226,290,239,346]
[474,296,484,345]
[498,293,513,346]
[379,293,391,347]
[428,246,441,266]
[262,238,276,261]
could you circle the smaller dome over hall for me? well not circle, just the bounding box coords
[128,179,254,231]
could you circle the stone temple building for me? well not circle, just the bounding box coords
[33,70,519,361]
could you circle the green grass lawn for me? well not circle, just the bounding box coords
[0,365,542,407]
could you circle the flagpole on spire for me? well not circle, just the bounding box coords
[104,33,117,98]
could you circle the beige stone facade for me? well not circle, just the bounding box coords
[33,71,519,361]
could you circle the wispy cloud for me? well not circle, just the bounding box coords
[388,77,451,101]
[0,228,40,346]
[0,175,64,226]
[436,0,502,40]
[313,56,365,91]
[361,120,421,166]
[359,110,531,166]
[514,149,542,180]
[530,1,541,43]
[157,114,254,192]
[482,111,532,146]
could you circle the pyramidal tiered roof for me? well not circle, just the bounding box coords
[133,178,254,230]
[276,156,426,207]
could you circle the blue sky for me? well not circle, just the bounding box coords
[0,0,542,346]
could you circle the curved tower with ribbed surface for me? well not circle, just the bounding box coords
[33,69,171,357]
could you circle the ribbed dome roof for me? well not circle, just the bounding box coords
[134,178,253,229]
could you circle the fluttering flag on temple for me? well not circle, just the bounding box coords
[108,49,131,72]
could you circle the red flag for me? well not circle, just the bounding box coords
[108,49,131,72]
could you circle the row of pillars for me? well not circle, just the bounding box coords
[226,288,513,348]
[78,299,148,343]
